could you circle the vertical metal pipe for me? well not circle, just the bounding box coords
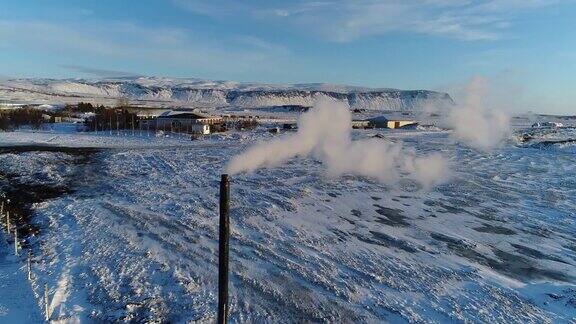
[218,174,230,324]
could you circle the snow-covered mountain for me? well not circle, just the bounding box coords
[0,77,454,111]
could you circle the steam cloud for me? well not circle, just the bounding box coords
[226,100,449,188]
[448,76,511,150]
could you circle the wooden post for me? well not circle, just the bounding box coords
[27,251,32,281]
[44,284,50,321]
[14,227,18,256]
[218,174,230,324]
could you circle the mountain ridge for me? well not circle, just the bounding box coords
[0,76,454,111]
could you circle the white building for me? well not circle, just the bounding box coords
[191,123,210,135]
[155,109,223,134]
[368,116,418,129]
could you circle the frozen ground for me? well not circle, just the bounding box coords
[0,123,575,322]
[0,231,44,323]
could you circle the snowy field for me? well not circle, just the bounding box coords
[0,124,575,322]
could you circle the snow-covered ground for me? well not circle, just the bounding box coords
[0,123,575,322]
[0,231,44,323]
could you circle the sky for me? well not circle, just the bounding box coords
[0,0,575,113]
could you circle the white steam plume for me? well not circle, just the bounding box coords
[448,76,511,151]
[226,100,449,188]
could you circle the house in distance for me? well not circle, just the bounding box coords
[155,109,223,135]
[368,116,418,129]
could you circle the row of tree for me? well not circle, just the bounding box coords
[60,100,129,117]
[84,107,140,132]
[0,100,135,132]
[0,108,44,131]
[1,101,258,134]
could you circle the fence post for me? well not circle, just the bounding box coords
[44,284,50,321]
[14,227,18,256]
[218,174,230,324]
[27,251,32,281]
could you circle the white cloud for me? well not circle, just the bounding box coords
[173,0,571,41]
[0,19,289,76]
[60,65,141,77]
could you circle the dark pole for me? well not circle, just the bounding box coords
[218,174,230,324]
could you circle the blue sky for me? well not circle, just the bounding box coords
[1,0,575,113]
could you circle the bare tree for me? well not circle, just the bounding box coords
[116,97,130,109]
